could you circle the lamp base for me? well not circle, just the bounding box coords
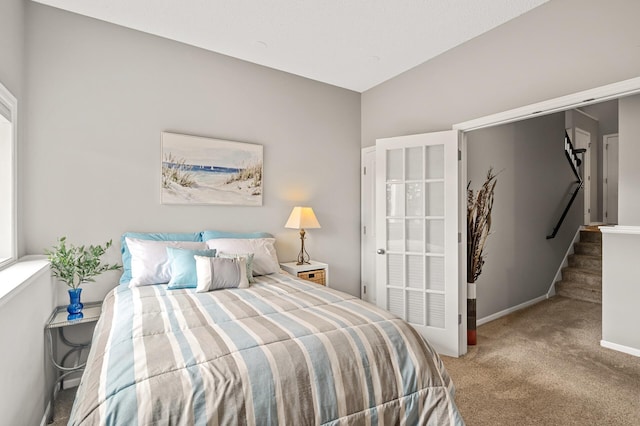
[296,229,311,265]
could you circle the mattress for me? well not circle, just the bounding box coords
[69,273,464,425]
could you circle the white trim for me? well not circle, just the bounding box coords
[0,256,50,308]
[600,225,640,235]
[64,376,82,389]
[40,385,59,426]
[600,340,640,358]
[477,294,548,326]
[360,146,376,303]
[453,76,640,132]
[574,127,591,224]
[548,227,582,298]
[574,108,599,122]
[0,81,18,270]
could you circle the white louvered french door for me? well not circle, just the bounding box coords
[375,130,460,357]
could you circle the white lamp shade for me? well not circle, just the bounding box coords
[285,207,321,229]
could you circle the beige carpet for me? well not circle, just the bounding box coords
[53,296,639,425]
[442,296,640,426]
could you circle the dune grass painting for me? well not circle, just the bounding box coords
[161,132,263,206]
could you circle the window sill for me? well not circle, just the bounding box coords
[0,255,50,308]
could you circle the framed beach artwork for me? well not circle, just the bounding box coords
[161,132,263,206]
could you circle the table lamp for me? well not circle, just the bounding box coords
[285,206,321,265]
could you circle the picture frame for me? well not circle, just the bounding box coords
[161,132,263,206]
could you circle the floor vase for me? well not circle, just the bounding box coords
[467,282,477,345]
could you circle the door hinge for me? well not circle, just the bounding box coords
[588,208,591,213]
[605,178,608,184]
[458,232,461,243]
[363,225,367,235]
[458,314,462,325]
[606,143,609,150]
[363,285,367,294]
[363,166,367,175]
[458,150,461,161]
[606,211,608,218]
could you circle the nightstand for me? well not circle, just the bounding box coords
[280,261,329,286]
[45,302,102,424]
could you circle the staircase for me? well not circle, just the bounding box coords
[555,228,602,304]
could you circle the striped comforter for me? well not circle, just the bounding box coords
[69,273,464,425]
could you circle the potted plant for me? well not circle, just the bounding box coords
[45,237,122,320]
[467,167,499,345]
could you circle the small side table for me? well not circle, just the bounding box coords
[280,261,329,286]
[45,302,102,424]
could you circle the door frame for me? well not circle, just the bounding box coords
[449,77,640,333]
[574,127,592,225]
[360,146,376,303]
[602,133,619,224]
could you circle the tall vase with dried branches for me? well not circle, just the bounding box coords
[467,167,498,345]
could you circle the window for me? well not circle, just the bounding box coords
[0,81,17,269]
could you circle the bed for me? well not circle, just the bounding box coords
[68,234,464,425]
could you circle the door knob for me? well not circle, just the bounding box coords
[376,249,386,254]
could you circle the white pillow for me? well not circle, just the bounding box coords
[205,238,280,276]
[195,256,248,292]
[126,238,206,287]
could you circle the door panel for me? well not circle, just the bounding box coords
[375,130,460,357]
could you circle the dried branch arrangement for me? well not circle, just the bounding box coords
[467,167,499,283]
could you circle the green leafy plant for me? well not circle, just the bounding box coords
[45,237,122,289]
[467,167,499,283]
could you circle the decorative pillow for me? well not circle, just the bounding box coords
[126,238,206,287]
[120,232,201,285]
[205,238,279,276]
[201,230,273,241]
[217,251,255,283]
[166,247,217,289]
[195,256,248,292]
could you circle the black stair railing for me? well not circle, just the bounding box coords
[547,131,585,239]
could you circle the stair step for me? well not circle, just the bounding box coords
[556,280,602,304]
[561,267,601,288]
[568,254,601,271]
[580,229,602,244]
[574,241,601,256]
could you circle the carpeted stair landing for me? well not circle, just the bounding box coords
[555,228,602,304]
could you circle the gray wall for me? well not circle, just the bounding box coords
[24,3,362,300]
[0,265,56,426]
[601,230,640,354]
[361,0,640,319]
[361,0,640,148]
[0,0,24,101]
[618,94,640,225]
[0,0,25,256]
[467,113,582,318]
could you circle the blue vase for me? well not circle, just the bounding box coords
[67,288,84,320]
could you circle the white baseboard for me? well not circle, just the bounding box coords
[64,377,82,389]
[39,377,80,425]
[477,294,548,326]
[40,383,60,426]
[600,340,640,358]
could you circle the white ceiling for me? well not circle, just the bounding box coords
[32,0,549,92]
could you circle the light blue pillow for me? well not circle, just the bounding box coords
[167,247,217,289]
[120,232,202,285]
[201,230,273,241]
